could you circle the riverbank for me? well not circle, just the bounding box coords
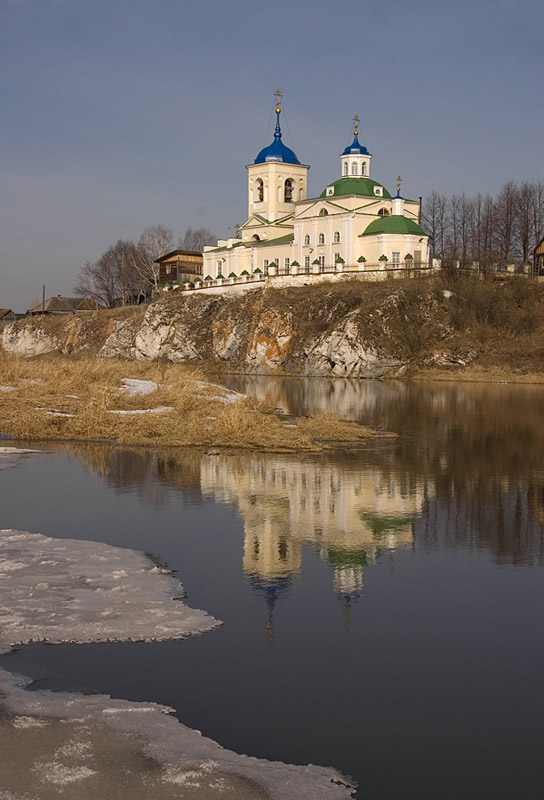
[3,275,543,380]
[0,355,387,451]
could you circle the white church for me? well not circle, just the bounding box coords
[203,92,431,282]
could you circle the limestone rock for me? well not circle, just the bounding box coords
[302,310,403,378]
[245,308,293,371]
[2,322,59,357]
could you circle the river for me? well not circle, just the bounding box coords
[2,377,544,799]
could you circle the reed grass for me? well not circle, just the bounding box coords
[0,354,388,451]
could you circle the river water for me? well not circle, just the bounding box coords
[2,377,544,799]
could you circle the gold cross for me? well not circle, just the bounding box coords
[353,114,360,135]
[397,175,402,194]
[275,89,282,113]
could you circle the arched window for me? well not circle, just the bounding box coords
[333,231,340,243]
[362,162,367,176]
[352,162,358,176]
[304,234,310,246]
[255,179,263,202]
[284,179,293,202]
[318,233,325,245]
[343,162,348,176]
[319,208,328,216]
[252,234,260,241]
[378,208,390,216]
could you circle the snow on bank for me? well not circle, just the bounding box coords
[0,529,355,799]
[108,406,174,415]
[120,378,159,396]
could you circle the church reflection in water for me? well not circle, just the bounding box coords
[198,453,433,629]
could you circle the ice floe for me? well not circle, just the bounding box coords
[0,529,218,652]
[0,527,355,799]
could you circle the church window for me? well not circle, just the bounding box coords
[318,255,325,269]
[319,208,328,216]
[374,186,383,196]
[284,257,290,273]
[256,179,264,202]
[392,251,400,265]
[362,162,367,176]
[304,234,310,246]
[378,208,390,216]
[252,233,261,240]
[343,162,348,176]
[284,179,293,202]
[352,162,358,175]
[304,255,310,272]
[318,233,325,245]
[333,231,340,243]
[278,539,288,561]
[263,259,269,268]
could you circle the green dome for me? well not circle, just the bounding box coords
[320,177,391,200]
[362,215,425,236]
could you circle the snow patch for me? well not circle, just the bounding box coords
[120,378,159,396]
[108,406,174,415]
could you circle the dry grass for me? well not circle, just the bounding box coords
[0,354,388,452]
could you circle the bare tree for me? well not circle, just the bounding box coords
[494,181,518,264]
[74,240,143,307]
[74,258,118,308]
[177,227,216,252]
[136,225,174,290]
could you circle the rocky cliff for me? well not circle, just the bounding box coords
[5,277,537,377]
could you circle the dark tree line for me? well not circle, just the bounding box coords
[74,226,216,308]
[422,181,544,270]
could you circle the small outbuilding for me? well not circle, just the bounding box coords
[26,296,100,315]
[154,250,203,284]
[534,236,544,277]
[0,309,17,326]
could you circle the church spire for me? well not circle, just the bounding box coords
[274,89,283,139]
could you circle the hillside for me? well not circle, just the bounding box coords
[3,275,544,381]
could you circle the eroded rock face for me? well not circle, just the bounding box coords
[2,286,446,377]
[245,308,293,371]
[2,322,59,357]
[303,310,403,378]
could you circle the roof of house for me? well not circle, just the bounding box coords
[27,296,98,314]
[0,308,16,319]
[361,215,426,237]
[154,249,203,263]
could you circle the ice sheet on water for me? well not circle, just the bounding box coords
[0,447,45,471]
[0,529,219,653]
[0,529,356,798]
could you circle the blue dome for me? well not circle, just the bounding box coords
[254,112,301,164]
[342,135,369,155]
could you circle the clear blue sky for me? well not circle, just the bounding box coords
[1,0,542,311]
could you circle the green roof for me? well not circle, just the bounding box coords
[361,215,425,237]
[207,242,244,253]
[252,233,294,247]
[320,177,392,200]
